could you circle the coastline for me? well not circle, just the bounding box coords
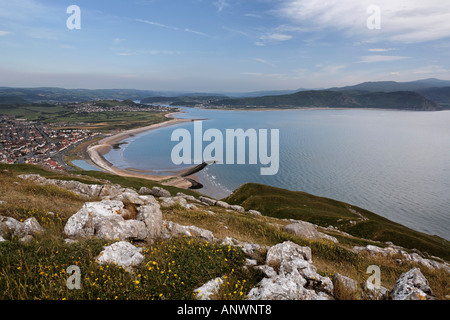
[84,112,202,189]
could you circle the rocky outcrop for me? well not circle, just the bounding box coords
[353,244,450,272]
[247,241,334,300]
[390,268,435,300]
[64,198,162,243]
[18,174,126,199]
[284,221,338,243]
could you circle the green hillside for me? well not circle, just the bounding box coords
[224,183,450,260]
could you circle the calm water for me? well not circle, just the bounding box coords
[105,108,450,240]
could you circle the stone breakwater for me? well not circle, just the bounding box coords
[6,174,449,300]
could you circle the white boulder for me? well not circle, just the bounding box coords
[96,241,144,270]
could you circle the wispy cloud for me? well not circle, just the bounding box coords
[277,0,450,43]
[114,49,181,56]
[214,0,229,12]
[254,58,275,67]
[0,31,12,36]
[358,55,408,63]
[113,38,126,45]
[135,18,212,38]
[241,72,285,78]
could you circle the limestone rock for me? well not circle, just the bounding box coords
[96,241,144,270]
[390,268,435,300]
[111,189,144,205]
[230,205,245,213]
[248,241,333,300]
[18,174,127,199]
[138,187,152,195]
[23,217,44,236]
[162,221,215,242]
[284,221,338,243]
[332,273,359,295]
[215,201,231,209]
[198,196,217,206]
[63,199,163,243]
[137,202,163,242]
[176,192,196,201]
[352,244,450,272]
[149,186,171,198]
[194,277,224,300]
[248,210,262,216]
[0,215,44,239]
[221,236,268,257]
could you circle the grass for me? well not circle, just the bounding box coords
[0,236,260,300]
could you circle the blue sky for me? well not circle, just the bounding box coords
[1,0,450,92]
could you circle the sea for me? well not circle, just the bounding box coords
[102,107,450,240]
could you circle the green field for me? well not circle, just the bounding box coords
[0,104,168,132]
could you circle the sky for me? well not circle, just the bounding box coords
[1,0,450,92]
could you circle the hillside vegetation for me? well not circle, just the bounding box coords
[224,183,450,260]
[0,164,448,300]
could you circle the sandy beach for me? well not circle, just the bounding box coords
[85,112,201,189]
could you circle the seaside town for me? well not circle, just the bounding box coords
[0,115,95,171]
[72,101,175,113]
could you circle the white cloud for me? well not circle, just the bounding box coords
[368,48,395,52]
[260,33,292,41]
[358,55,408,63]
[277,0,450,43]
[0,31,12,36]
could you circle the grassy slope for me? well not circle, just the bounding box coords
[223,183,450,261]
[0,164,448,300]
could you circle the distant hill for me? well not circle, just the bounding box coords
[328,78,450,93]
[211,90,442,111]
[1,79,450,109]
[0,96,30,105]
[419,86,450,109]
[140,95,228,106]
[0,87,194,103]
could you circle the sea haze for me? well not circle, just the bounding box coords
[104,108,450,240]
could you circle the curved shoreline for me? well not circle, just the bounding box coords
[84,112,202,189]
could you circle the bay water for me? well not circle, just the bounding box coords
[104,108,450,240]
